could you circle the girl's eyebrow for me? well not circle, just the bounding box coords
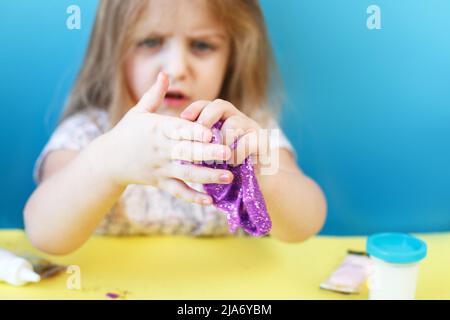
[188,30,227,40]
[136,29,227,41]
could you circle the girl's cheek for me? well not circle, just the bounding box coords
[199,61,228,98]
[125,54,159,102]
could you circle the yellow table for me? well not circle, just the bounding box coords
[0,230,449,300]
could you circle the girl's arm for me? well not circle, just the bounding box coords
[24,135,126,255]
[24,73,233,255]
[256,149,327,243]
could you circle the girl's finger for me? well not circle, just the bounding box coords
[169,140,232,162]
[220,115,255,148]
[197,100,242,128]
[159,178,213,205]
[163,118,212,143]
[179,100,211,121]
[229,130,261,167]
[134,72,169,113]
[165,162,234,185]
[185,99,242,128]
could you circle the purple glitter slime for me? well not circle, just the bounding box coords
[195,120,271,236]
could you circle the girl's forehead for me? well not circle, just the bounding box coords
[136,0,226,37]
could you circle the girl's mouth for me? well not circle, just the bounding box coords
[164,91,190,108]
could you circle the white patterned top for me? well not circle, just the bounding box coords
[33,107,297,237]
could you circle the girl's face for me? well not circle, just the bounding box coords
[125,0,231,116]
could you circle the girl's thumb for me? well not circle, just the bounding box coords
[134,72,169,113]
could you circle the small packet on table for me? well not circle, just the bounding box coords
[320,250,371,294]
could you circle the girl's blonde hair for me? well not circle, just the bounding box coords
[63,0,283,127]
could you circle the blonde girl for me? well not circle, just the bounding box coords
[24,0,326,255]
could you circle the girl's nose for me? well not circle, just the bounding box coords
[164,42,188,82]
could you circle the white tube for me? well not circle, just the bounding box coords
[0,248,41,286]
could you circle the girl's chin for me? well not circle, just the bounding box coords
[158,106,187,117]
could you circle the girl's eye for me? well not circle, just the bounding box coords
[191,40,215,53]
[139,38,163,49]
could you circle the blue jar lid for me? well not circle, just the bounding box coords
[366,233,427,264]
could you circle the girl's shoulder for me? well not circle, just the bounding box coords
[60,106,110,133]
[33,106,110,184]
[52,106,110,141]
[264,115,298,161]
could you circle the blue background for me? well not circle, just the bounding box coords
[1,0,449,235]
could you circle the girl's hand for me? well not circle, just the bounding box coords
[179,99,268,167]
[102,73,234,205]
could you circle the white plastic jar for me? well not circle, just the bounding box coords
[366,233,427,300]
